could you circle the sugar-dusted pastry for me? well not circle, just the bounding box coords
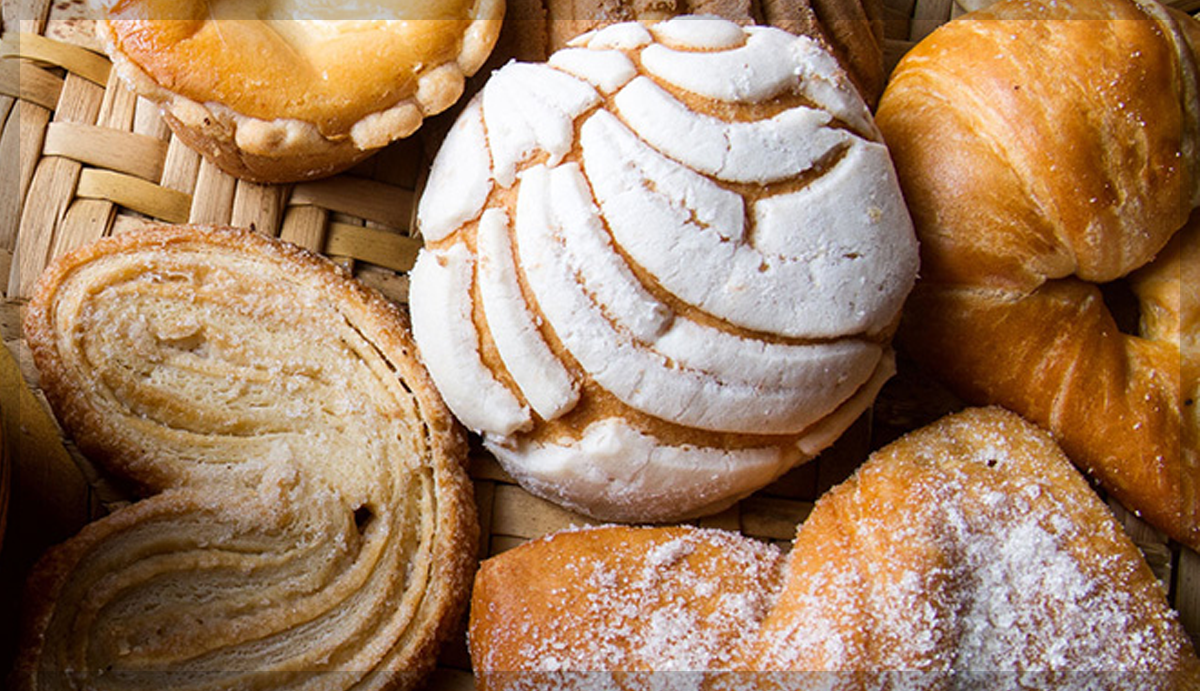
[94,0,504,182]
[409,15,919,523]
[876,0,1200,549]
[470,408,1200,687]
[15,226,477,691]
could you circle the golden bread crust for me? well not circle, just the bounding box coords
[876,0,1200,548]
[16,225,477,691]
[468,408,1200,683]
[470,525,786,681]
[751,407,1196,672]
[97,0,504,182]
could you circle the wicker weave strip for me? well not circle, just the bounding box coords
[1,32,109,85]
[0,59,62,109]
[230,181,287,236]
[0,98,27,255]
[280,204,329,252]
[189,158,238,225]
[159,136,202,193]
[1183,548,1200,638]
[739,496,816,541]
[1,98,45,246]
[325,222,422,273]
[490,484,602,540]
[75,168,190,223]
[909,0,956,40]
[43,122,167,181]
[10,70,104,299]
[12,158,79,299]
[50,197,111,260]
[291,176,415,231]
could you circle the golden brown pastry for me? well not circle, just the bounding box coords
[875,0,1200,549]
[95,0,504,182]
[469,408,1200,686]
[15,225,477,691]
[471,524,787,680]
[410,15,919,523]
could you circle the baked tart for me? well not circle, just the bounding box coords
[94,0,504,182]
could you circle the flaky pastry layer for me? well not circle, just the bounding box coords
[16,225,477,691]
[877,0,1200,549]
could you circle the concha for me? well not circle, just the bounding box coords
[410,16,920,522]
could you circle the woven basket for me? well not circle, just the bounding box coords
[1,1,1197,687]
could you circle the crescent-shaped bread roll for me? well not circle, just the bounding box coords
[96,0,504,182]
[469,408,1200,686]
[875,0,1200,548]
[15,225,477,691]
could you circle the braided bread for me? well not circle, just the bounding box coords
[470,408,1200,685]
[410,15,919,522]
[15,225,476,691]
[875,0,1200,548]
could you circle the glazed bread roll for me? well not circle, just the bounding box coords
[410,15,919,523]
[470,408,1200,686]
[875,0,1200,548]
[95,0,503,182]
[15,226,476,691]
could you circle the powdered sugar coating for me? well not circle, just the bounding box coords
[472,526,785,678]
[471,410,1200,687]
[754,409,1196,680]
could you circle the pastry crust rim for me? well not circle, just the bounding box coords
[94,6,504,164]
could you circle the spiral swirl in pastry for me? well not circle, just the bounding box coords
[16,225,476,691]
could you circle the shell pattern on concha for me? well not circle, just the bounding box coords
[411,17,920,522]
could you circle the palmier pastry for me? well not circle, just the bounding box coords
[15,225,476,691]
[470,408,1200,686]
[875,0,1200,548]
[409,16,920,523]
[95,0,504,182]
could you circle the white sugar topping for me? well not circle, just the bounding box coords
[410,15,919,523]
[514,529,784,672]
[486,417,796,523]
[758,456,1187,674]
[475,412,1194,678]
[649,15,746,51]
